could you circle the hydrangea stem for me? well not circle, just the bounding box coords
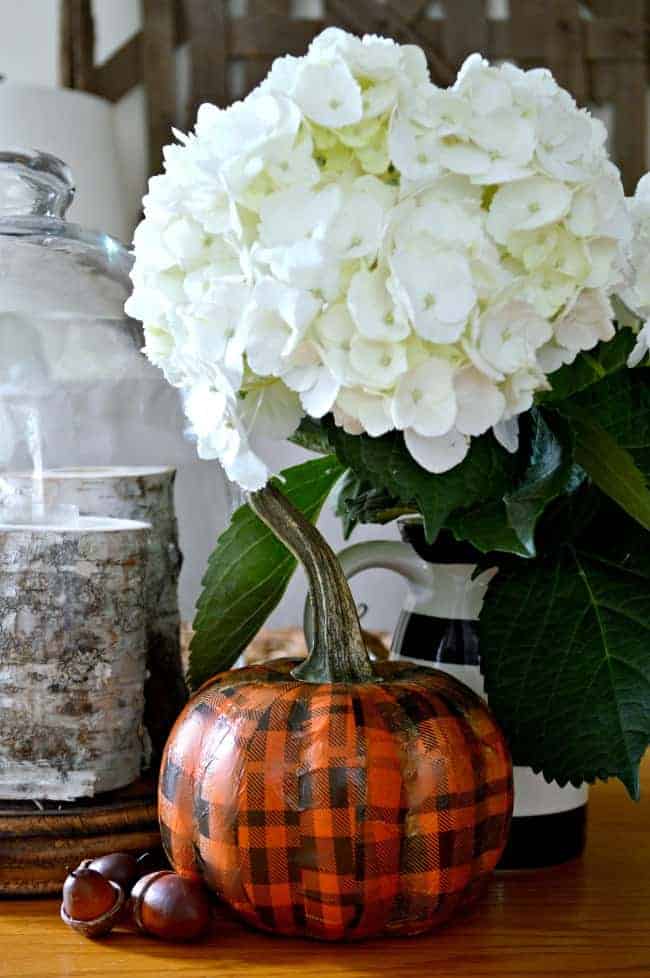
[248,483,374,684]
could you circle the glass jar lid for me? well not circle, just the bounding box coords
[0,148,133,319]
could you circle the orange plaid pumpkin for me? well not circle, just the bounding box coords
[159,484,512,941]
[159,657,512,941]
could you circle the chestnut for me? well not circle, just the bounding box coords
[60,867,125,938]
[130,870,211,942]
[82,852,140,892]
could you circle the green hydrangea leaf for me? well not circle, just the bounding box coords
[335,472,414,539]
[532,481,602,557]
[563,366,650,478]
[290,416,333,455]
[335,470,365,539]
[446,501,530,557]
[503,409,577,555]
[582,496,650,581]
[550,367,650,530]
[564,409,650,531]
[189,455,344,690]
[331,410,580,557]
[481,531,650,798]
[321,417,519,543]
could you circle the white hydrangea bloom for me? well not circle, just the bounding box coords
[128,29,632,488]
[283,343,340,418]
[503,367,549,420]
[486,177,573,244]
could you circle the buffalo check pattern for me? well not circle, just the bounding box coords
[159,658,512,941]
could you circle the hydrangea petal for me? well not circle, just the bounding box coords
[349,335,408,389]
[390,246,475,342]
[245,309,289,376]
[478,300,552,374]
[492,417,519,454]
[404,428,470,474]
[293,59,363,128]
[348,267,410,341]
[628,322,650,367]
[391,359,457,437]
[337,388,392,437]
[553,289,614,354]
[454,367,506,436]
[486,177,572,244]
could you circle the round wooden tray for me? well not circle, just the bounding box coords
[0,777,160,897]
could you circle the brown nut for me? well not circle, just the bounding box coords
[82,852,141,892]
[130,870,211,942]
[60,868,125,939]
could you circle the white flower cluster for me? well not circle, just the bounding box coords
[619,174,650,367]
[127,28,631,490]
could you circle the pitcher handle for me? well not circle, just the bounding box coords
[303,540,433,648]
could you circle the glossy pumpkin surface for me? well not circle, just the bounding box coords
[159,657,512,941]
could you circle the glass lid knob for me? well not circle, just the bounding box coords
[0,149,75,220]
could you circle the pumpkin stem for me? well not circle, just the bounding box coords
[248,483,374,684]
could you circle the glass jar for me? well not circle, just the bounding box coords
[0,150,226,796]
[0,149,230,608]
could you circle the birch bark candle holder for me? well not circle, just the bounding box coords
[2,466,186,760]
[0,515,150,801]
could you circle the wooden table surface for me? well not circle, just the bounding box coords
[2,757,649,978]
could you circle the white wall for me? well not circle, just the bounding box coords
[0,0,407,633]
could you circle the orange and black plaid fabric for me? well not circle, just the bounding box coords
[159,658,512,941]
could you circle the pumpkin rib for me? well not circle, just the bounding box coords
[293,682,395,940]
[232,679,308,935]
[411,682,484,903]
[422,676,512,878]
[295,683,363,939]
[351,682,408,938]
[196,676,306,929]
[380,681,466,933]
[363,678,510,934]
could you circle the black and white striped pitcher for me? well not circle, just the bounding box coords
[333,517,588,869]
